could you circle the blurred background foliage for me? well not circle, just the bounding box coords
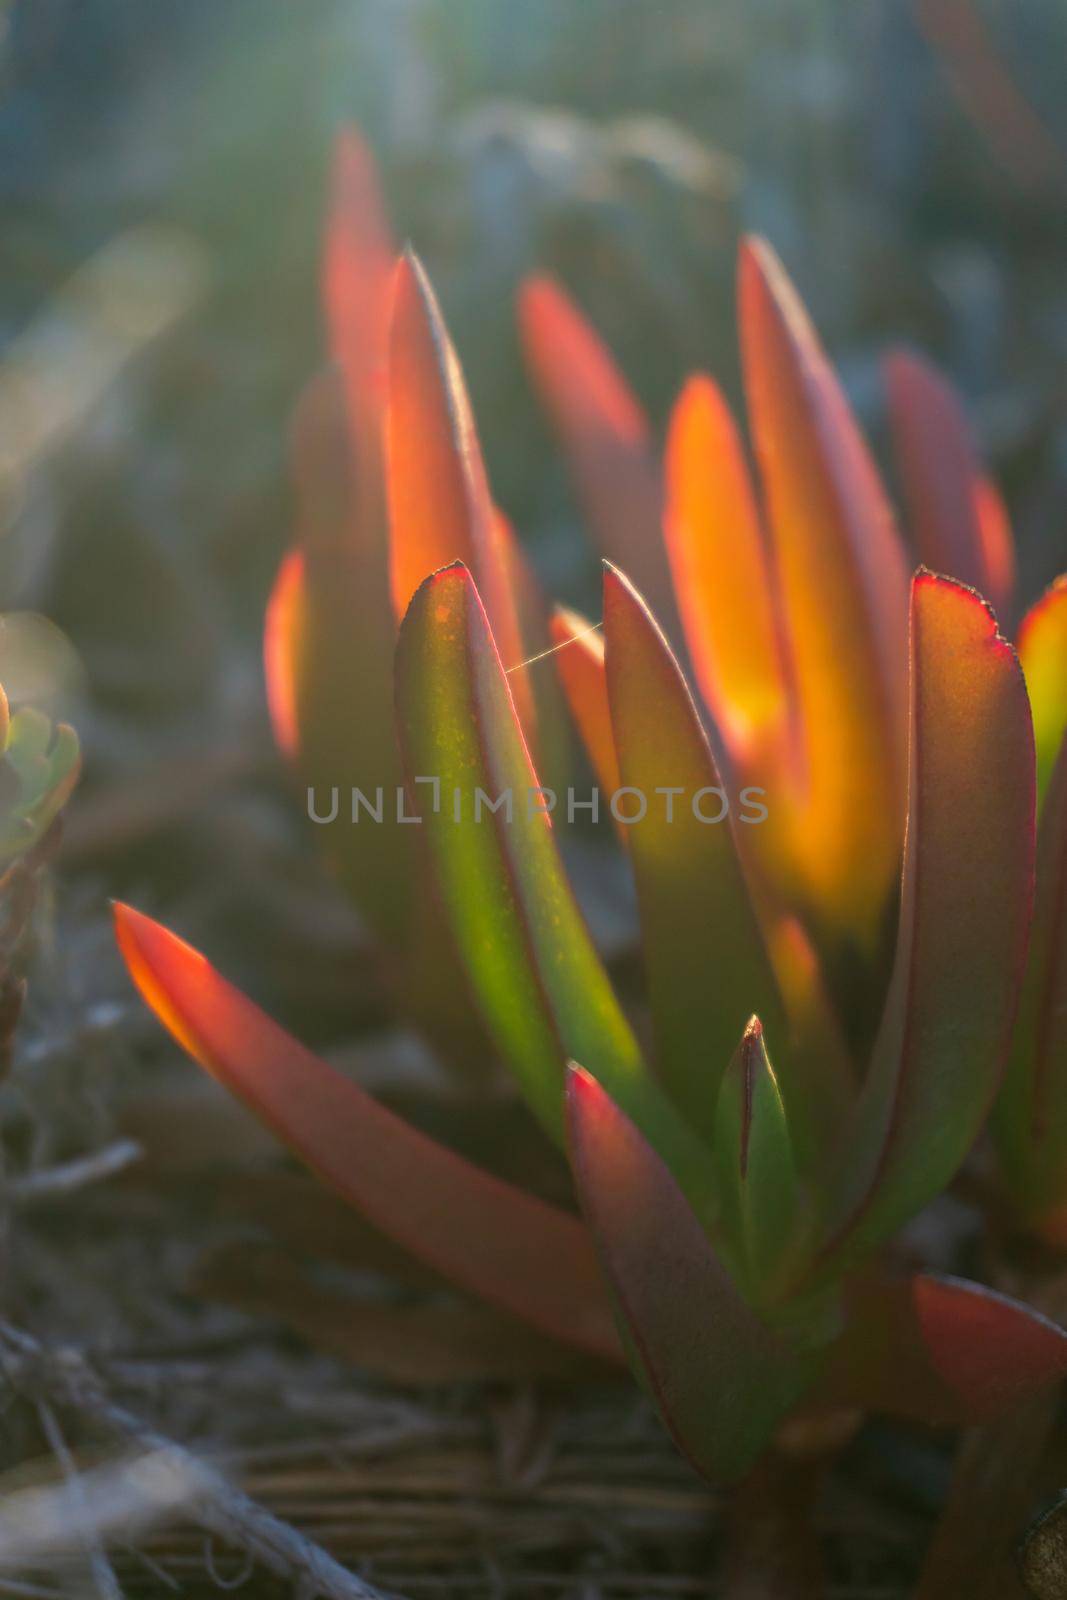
[3,0,1067,1017]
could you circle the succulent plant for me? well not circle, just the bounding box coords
[0,672,79,1070]
[113,129,1067,1493]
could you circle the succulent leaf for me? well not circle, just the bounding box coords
[394,563,710,1206]
[813,574,1035,1276]
[112,902,621,1363]
[0,704,79,865]
[567,1064,818,1484]
[739,237,909,940]
[885,348,1016,619]
[518,274,675,633]
[387,251,537,742]
[549,603,620,798]
[601,563,813,1148]
[712,1018,801,1302]
[663,372,792,778]
[995,730,1067,1227]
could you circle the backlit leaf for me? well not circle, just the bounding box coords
[518,274,676,634]
[602,564,847,1161]
[811,574,1035,1277]
[387,253,534,739]
[740,238,909,940]
[549,603,620,797]
[394,563,710,1206]
[113,903,620,1363]
[663,373,792,779]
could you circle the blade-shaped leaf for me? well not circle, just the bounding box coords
[112,903,621,1363]
[811,573,1035,1277]
[602,563,848,1160]
[886,348,1016,619]
[518,275,677,635]
[567,1064,818,1485]
[394,563,710,1206]
[712,1017,800,1302]
[549,604,620,798]
[995,731,1067,1227]
[1018,576,1067,808]
[280,366,406,938]
[663,373,793,778]
[322,125,394,466]
[387,253,535,741]
[740,237,909,939]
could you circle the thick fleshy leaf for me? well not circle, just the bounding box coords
[602,564,848,1160]
[886,347,1015,618]
[662,373,792,777]
[825,1274,1067,1426]
[322,125,394,464]
[387,253,534,740]
[740,238,909,939]
[280,366,406,937]
[394,563,709,1204]
[518,275,676,633]
[995,732,1067,1226]
[1018,576,1067,808]
[549,604,619,798]
[811,574,1035,1277]
[567,1065,818,1485]
[112,903,621,1363]
[712,1018,800,1302]
[912,1276,1067,1420]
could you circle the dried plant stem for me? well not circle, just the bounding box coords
[0,1323,394,1600]
[35,1400,124,1600]
[8,1142,143,1209]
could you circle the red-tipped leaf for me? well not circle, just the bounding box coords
[113,903,620,1363]
[567,1064,817,1484]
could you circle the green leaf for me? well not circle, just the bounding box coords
[712,1017,801,1302]
[394,563,711,1209]
[995,729,1067,1229]
[602,563,849,1162]
[809,574,1036,1280]
[567,1064,820,1485]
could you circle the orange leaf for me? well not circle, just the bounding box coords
[518,274,676,633]
[663,373,793,779]
[740,238,909,940]
[549,604,620,798]
[387,254,533,738]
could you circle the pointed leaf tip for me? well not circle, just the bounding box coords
[814,572,1035,1276]
[567,1064,815,1483]
[112,902,621,1362]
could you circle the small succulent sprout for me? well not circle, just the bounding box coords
[0,692,80,867]
[711,1017,800,1305]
